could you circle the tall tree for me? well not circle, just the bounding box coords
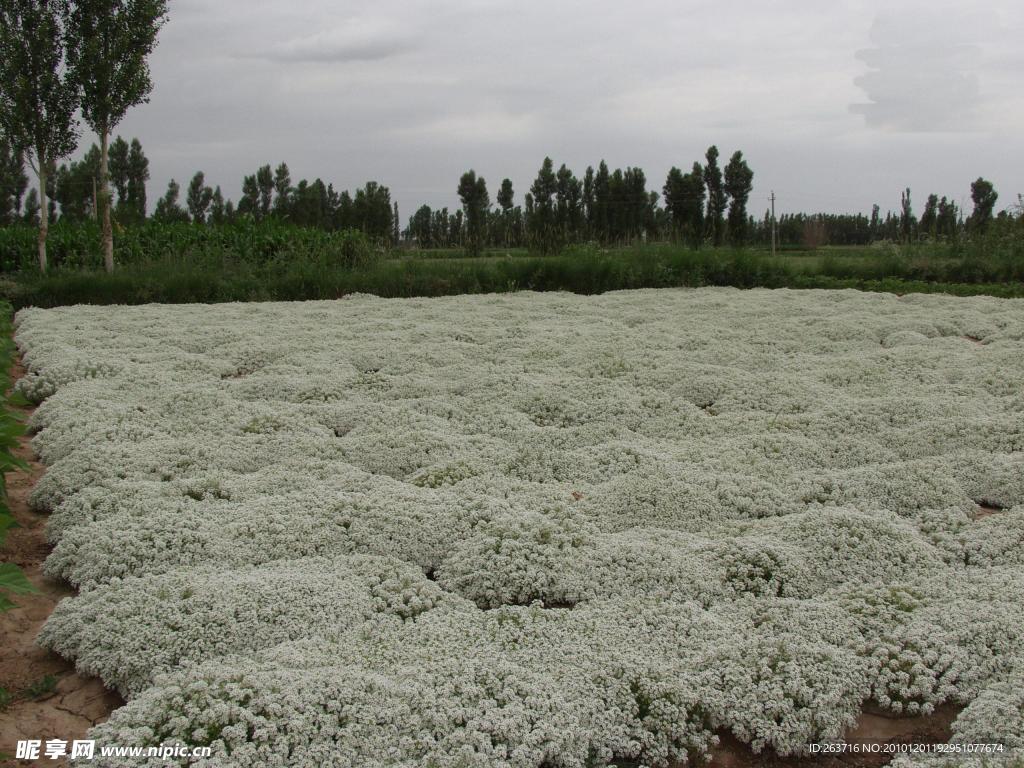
[124,137,148,222]
[186,171,212,223]
[581,166,595,239]
[899,187,914,242]
[496,178,514,247]
[936,197,958,240]
[527,157,558,253]
[208,185,225,225]
[0,140,29,224]
[681,162,705,247]
[107,135,130,205]
[967,177,997,233]
[704,146,727,246]
[65,0,168,271]
[592,161,610,243]
[272,162,291,217]
[152,178,187,222]
[662,167,685,240]
[238,174,259,217]
[0,0,80,270]
[255,164,274,219]
[457,169,490,255]
[409,204,432,247]
[919,194,938,239]
[723,150,754,246]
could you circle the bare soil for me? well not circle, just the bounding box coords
[0,359,122,766]
[705,704,960,768]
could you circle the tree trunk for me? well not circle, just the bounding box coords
[100,128,114,273]
[38,166,48,273]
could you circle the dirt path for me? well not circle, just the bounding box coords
[0,359,122,766]
[706,704,960,767]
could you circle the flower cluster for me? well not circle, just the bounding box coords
[15,288,1024,766]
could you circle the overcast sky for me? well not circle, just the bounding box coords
[76,0,1023,218]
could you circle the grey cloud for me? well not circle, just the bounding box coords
[850,10,984,131]
[260,23,415,63]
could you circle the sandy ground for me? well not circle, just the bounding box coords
[0,356,965,768]
[0,360,122,766]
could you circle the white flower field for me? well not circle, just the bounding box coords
[14,287,1024,767]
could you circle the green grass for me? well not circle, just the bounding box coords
[4,243,1024,309]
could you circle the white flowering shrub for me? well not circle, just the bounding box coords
[13,288,1024,765]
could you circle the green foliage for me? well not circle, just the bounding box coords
[457,170,489,256]
[22,674,57,699]
[6,242,1024,309]
[724,151,753,246]
[703,146,727,246]
[0,219,382,272]
[0,564,37,611]
[968,177,998,233]
[0,300,35,612]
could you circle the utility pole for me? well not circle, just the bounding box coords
[770,191,777,257]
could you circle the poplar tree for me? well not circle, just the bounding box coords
[723,150,754,245]
[457,169,490,255]
[186,170,212,223]
[65,0,168,271]
[0,0,80,270]
[704,146,727,246]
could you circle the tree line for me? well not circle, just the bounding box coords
[0,0,167,272]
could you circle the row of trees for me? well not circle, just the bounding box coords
[0,0,167,271]
[754,179,1002,249]
[436,147,755,254]
[148,163,397,242]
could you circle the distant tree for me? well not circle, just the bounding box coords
[581,166,595,239]
[662,167,687,241]
[124,138,148,221]
[409,204,432,247]
[592,161,610,242]
[457,170,490,255]
[431,206,449,247]
[107,135,130,205]
[22,187,40,224]
[681,162,705,247]
[186,171,213,223]
[54,143,100,220]
[497,178,514,212]
[869,204,880,240]
[237,174,258,217]
[65,0,169,271]
[255,164,273,219]
[352,181,392,241]
[449,209,463,245]
[272,162,291,217]
[724,150,754,246]
[496,178,515,246]
[936,197,958,240]
[899,187,914,242]
[0,140,29,224]
[152,178,188,222]
[704,146,727,246]
[527,157,558,253]
[967,177,997,233]
[919,194,938,239]
[209,185,225,224]
[0,0,81,270]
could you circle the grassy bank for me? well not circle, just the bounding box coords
[4,245,1024,308]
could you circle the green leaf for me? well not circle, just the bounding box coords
[0,563,37,596]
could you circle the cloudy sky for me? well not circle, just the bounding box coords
[78,0,1023,218]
